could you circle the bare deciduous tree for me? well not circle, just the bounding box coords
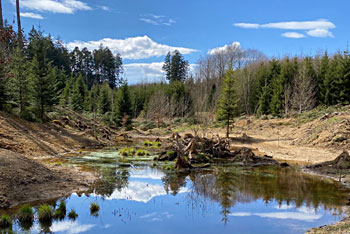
[291,63,317,114]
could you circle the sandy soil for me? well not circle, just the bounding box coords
[0,111,108,209]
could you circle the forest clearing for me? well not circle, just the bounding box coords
[1,0,350,233]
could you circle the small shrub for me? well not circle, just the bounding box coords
[0,214,12,228]
[90,203,100,215]
[144,141,161,147]
[68,209,78,220]
[38,204,54,223]
[17,205,34,224]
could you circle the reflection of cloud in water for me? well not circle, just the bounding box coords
[229,205,322,222]
[130,168,166,180]
[51,221,95,234]
[103,181,189,203]
[140,212,173,222]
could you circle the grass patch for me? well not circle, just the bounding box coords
[136,149,150,156]
[68,209,78,220]
[119,148,136,156]
[38,204,54,223]
[17,204,34,224]
[166,151,176,157]
[90,203,100,216]
[144,141,161,147]
[54,201,67,220]
[0,214,12,229]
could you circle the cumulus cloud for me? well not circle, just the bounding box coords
[21,12,44,19]
[307,28,334,38]
[281,32,306,38]
[208,42,241,55]
[124,62,197,84]
[66,36,198,60]
[51,221,95,234]
[140,14,176,26]
[14,0,91,14]
[234,19,335,38]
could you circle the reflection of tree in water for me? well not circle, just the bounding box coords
[188,166,348,223]
[93,166,130,197]
[161,170,190,195]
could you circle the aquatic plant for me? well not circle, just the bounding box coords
[68,209,78,220]
[17,204,34,224]
[119,148,136,156]
[38,204,54,223]
[54,201,67,220]
[144,141,161,147]
[0,214,12,228]
[90,203,100,215]
[136,149,150,156]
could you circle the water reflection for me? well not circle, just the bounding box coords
[4,150,347,234]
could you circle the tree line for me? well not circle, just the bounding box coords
[0,24,133,127]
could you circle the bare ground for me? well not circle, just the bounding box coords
[0,110,113,209]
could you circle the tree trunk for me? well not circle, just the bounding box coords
[16,0,22,40]
[226,117,230,138]
[0,0,3,29]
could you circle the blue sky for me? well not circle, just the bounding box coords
[3,0,350,83]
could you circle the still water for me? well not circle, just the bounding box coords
[4,149,350,234]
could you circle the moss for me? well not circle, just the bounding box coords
[0,214,12,229]
[68,209,78,220]
[144,141,161,148]
[119,148,136,156]
[136,149,150,156]
[17,205,34,224]
[166,151,176,157]
[90,203,100,215]
[38,204,54,223]
[162,164,175,171]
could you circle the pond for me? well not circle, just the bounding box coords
[1,149,349,234]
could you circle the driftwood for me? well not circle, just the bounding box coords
[163,133,279,170]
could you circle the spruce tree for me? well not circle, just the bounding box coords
[30,36,56,121]
[0,48,7,110]
[162,50,189,83]
[115,82,133,127]
[9,47,32,117]
[216,66,239,138]
[98,82,112,114]
[70,75,86,112]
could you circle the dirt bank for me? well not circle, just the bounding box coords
[0,149,95,209]
[0,110,115,209]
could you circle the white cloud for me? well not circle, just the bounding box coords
[281,32,306,38]
[307,28,334,38]
[16,0,91,14]
[66,36,198,60]
[51,221,95,234]
[124,62,198,84]
[100,6,109,11]
[261,19,335,30]
[21,12,44,19]
[140,212,173,222]
[94,181,189,203]
[140,14,176,26]
[234,19,335,38]
[234,23,260,29]
[208,42,241,55]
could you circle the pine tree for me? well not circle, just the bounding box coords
[60,78,73,106]
[115,82,133,127]
[318,52,329,104]
[30,36,56,121]
[98,82,112,114]
[162,50,189,83]
[216,66,239,138]
[8,47,32,117]
[70,75,86,112]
